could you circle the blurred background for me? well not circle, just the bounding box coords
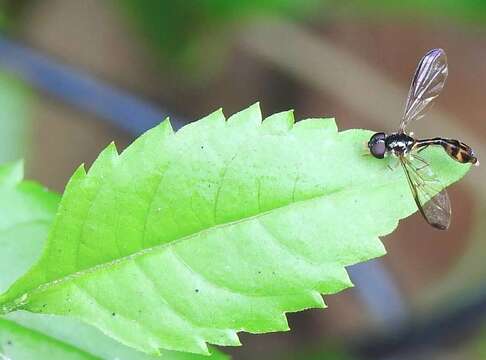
[0,1,485,359]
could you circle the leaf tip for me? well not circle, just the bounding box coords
[310,291,326,308]
[262,109,295,133]
[227,102,262,127]
[74,163,87,177]
[0,160,24,187]
[160,117,174,133]
[229,333,242,347]
[12,159,24,175]
[210,107,226,123]
[106,141,118,153]
[178,107,226,135]
[195,338,211,356]
[86,142,119,176]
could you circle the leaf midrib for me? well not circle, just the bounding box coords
[0,176,403,312]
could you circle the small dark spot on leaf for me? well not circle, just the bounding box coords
[257,271,262,274]
[272,271,276,275]
[7,340,12,345]
[112,312,116,316]
[201,145,204,149]
[195,289,199,293]
[42,304,47,308]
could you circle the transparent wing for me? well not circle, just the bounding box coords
[400,154,451,230]
[400,48,448,131]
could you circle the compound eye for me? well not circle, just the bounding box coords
[371,141,386,159]
[369,132,386,143]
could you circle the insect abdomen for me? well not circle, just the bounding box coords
[443,139,479,165]
[416,138,479,165]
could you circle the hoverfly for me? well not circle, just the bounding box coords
[368,48,478,230]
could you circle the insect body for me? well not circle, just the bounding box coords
[415,137,478,165]
[368,48,478,230]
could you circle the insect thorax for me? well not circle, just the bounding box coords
[385,133,415,156]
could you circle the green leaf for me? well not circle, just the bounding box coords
[0,104,471,355]
[0,162,227,359]
[1,313,228,360]
[0,161,59,293]
[0,316,94,360]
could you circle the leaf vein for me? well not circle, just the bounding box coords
[133,257,203,333]
[4,179,402,310]
[170,246,250,298]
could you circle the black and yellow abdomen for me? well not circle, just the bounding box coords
[415,137,479,165]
